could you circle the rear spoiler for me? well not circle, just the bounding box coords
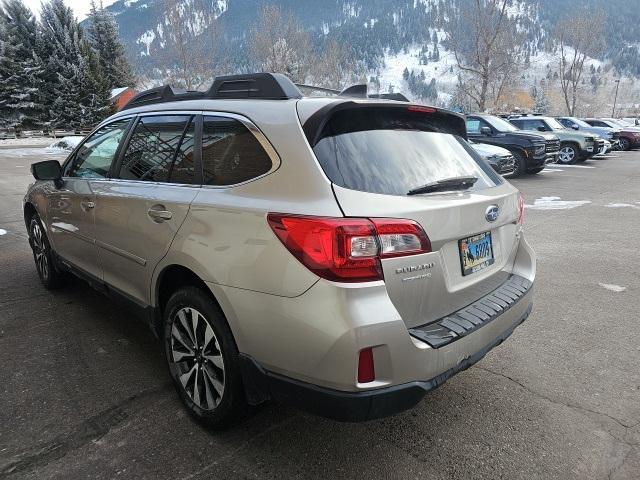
[302,101,468,147]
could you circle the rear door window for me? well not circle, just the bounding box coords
[118,115,196,184]
[313,108,501,196]
[201,116,273,186]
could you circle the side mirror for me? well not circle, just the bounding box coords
[536,126,547,132]
[480,126,492,135]
[31,160,62,187]
[571,124,579,130]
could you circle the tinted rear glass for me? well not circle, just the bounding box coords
[313,108,501,196]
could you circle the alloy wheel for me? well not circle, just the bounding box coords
[31,222,49,281]
[619,138,630,151]
[170,307,225,411]
[558,146,576,164]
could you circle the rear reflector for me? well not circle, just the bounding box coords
[357,348,375,383]
[517,193,525,225]
[267,214,431,282]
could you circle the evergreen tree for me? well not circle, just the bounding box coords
[40,0,85,129]
[81,40,112,126]
[0,0,46,130]
[39,0,111,130]
[530,83,550,114]
[86,1,136,89]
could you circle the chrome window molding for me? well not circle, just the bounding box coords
[106,110,281,189]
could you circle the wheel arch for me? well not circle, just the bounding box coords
[152,264,242,349]
[23,202,38,229]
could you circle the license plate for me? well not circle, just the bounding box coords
[459,232,494,276]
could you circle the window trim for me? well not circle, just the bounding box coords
[61,115,135,179]
[112,113,199,186]
[199,111,281,189]
[105,110,281,188]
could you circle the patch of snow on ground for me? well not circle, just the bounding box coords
[0,229,6,235]
[0,137,53,147]
[546,164,595,169]
[598,283,626,292]
[605,203,639,208]
[46,136,83,153]
[525,196,591,210]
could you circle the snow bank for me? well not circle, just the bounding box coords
[45,136,84,152]
[0,137,52,147]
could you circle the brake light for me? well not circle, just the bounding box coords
[517,193,525,225]
[357,348,375,383]
[267,214,431,282]
[407,105,436,114]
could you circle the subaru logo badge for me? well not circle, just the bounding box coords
[485,205,500,222]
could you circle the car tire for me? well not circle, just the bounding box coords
[511,151,527,177]
[28,214,66,289]
[163,286,247,429]
[527,166,545,174]
[557,144,578,164]
[618,138,631,151]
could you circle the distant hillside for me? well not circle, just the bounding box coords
[92,0,640,77]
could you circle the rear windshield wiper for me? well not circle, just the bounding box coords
[407,176,478,196]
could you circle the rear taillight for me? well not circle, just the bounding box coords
[267,214,431,282]
[517,193,525,225]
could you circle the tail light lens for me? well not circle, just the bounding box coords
[267,214,431,282]
[517,193,525,225]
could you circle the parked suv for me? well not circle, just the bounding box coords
[24,73,535,428]
[556,117,620,151]
[582,118,640,151]
[466,114,557,176]
[508,116,597,164]
[470,141,516,176]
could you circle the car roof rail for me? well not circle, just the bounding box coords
[368,92,410,102]
[296,83,409,102]
[206,73,303,100]
[122,73,303,110]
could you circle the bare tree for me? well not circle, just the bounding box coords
[443,0,524,111]
[162,0,229,90]
[248,4,314,83]
[311,39,361,90]
[555,9,605,115]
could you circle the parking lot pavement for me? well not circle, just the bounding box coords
[1,148,639,480]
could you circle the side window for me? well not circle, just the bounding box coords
[201,116,273,186]
[65,119,130,178]
[522,119,545,131]
[118,115,195,183]
[466,119,481,134]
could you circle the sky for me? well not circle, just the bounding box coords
[23,0,119,20]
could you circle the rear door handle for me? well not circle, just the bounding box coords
[148,207,173,222]
[80,200,95,211]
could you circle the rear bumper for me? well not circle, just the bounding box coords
[239,275,534,422]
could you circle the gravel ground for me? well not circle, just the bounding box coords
[0,148,638,479]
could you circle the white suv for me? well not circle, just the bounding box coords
[25,73,535,428]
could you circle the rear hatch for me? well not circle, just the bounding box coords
[303,103,522,328]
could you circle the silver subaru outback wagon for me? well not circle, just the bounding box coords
[24,73,535,428]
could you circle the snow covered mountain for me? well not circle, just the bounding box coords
[92,0,640,101]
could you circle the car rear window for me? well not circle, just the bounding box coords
[312,108,502,196]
